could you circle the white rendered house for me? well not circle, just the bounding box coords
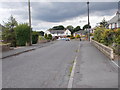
[44,29,71,37]
[108,11,120,29]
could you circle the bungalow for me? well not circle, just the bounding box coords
[73,30,86,37]
[108,11,120,29]
[44,29,71,37]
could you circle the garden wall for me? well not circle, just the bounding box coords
[0,44,10,52]
[91,39,114,60]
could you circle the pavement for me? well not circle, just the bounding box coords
[1,41,56,59]
[73,41,118,88]
[2,40,118,88]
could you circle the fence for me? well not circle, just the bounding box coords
[91,39,114,60]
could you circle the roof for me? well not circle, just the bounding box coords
[48,30,65,34]
[74,30,85,34]
[108,12,120,24]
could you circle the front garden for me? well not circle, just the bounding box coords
[93,27,120,55]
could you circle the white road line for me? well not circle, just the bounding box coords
[68,56,77,89]
[111,60,120,68]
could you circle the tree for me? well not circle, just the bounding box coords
[47,34,52,40]
[2,15,18,47]
[66,25,74,31]
[100,18,108,28]
[4,15,18,29]
[83,24,91,30]
[50,25,65,30]
[74,26,81,32]
[66,25,74,34]
[15,23,31,46]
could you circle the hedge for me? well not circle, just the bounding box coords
[15,23,31,46]
[32,31,39,44]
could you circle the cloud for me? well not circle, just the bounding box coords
[31,2,117,22]
[0,2,118,31]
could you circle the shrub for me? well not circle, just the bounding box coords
[93,27,120,55]
[32,31,39,44]
[44,34,47,39]
[47,34,52,40]
[39,36,46,40]
[66,35,71,37]
[76,34,80,38]
[15,23,31,46]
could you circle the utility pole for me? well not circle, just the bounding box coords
[87,1,90,41]
[28,0,32,46]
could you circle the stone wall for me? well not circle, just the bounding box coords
[0,44,10,52]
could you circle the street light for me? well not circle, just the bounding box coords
[28,0,32,46]
[87,1,90,41]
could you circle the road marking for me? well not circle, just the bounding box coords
[111,60,120,68]
[68,56,77,89]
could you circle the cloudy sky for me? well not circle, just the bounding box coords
[0,1,119,31]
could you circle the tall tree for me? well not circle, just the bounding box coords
[66,25,74,34]
[100,18,108,28]
[4,15,18,29]
[83,24,91,30]
[50,25,65,30]
[2,15,18,46]
[74,26,81,32]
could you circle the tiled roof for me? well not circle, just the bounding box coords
[74,30,85,34]
[48,30,65,34]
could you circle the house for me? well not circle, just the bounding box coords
[73,30,86,37]
[108,11,120,29]
[44,29,71,37]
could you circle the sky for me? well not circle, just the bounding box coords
[0,1,119,31]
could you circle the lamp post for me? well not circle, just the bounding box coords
[87,1,90,41]
[28,0,32,46]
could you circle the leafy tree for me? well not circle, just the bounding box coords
[74,26,81,32]
[66,25,74,31]
[2,15,18,46]
[15,23,31,46]
[47,34,52,40]
[66,25,74,34]
[50,25,65,30]
[83,24,91,30]
[100,18,108,28]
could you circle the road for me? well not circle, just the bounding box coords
[2,40,118,88]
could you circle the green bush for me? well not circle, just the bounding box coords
[15,23,31,46]
[39,36,46,40]
[93,27,120,55]
[47,34,52,40]
[76,34,80,38]
[32,31,39,44]
[44,34,47,39]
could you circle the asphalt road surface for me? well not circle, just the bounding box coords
[2,40,118,88]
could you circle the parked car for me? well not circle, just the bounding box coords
[65,38,70,41]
